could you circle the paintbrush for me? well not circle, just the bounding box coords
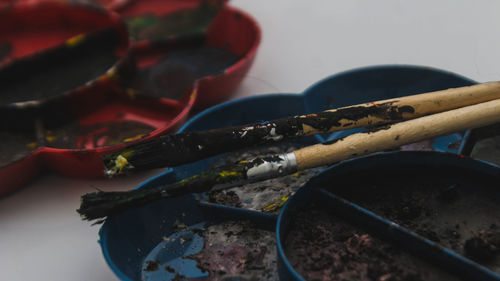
[103,82,500,176]
[79,97,500,221]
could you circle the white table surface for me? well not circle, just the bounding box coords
[2,1,500,280]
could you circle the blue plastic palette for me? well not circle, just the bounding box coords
[99,65,487,280]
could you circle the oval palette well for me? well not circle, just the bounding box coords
[120,0,261,108]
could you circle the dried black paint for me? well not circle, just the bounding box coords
[0,42,12,62]
[46,120,156,149]
[300,102,414,132]
[0,28,128,167]
[133,45,240,100]
[0,28,120,105]
[103,118,303,172]
[0,131,36,168]
[103,103,415,172]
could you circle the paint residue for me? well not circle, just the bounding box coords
[0,131,37,168]
[205,144,322,214]
[186,220,279,281]
[46,120,155,149]
[325,165,500,273]
[125,1,223,43]
[133,45,240,100]
[0,28,120,105]
[285,203,461,281]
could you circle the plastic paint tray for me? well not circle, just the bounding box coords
[99,65,482,280]
[277,151,500,281]
[0,1,198,194]
[119,0,261,109]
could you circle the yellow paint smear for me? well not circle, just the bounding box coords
[107,67,118,80]
[66,34,86,47]
[123,134,145,142]
[218,171,241,178]
[126,88,137,99]
[115,155,129,170]
[27,142,37,149]
[263,195,290,212]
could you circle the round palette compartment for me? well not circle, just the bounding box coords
[120,0,261,108]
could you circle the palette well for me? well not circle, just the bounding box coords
[0,84,196,195]
[277,151,500,281]
[120,0,261,108]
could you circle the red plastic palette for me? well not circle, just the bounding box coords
[0,0,260,195]
[0,2,196,195]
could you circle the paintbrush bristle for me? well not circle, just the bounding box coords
[77,189,159,221]
[80,154,298,222]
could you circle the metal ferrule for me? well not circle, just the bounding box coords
[246,152,298,182]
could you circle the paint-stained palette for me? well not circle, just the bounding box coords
[0,0,260,194]
[99,65,486,280]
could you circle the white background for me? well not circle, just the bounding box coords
[2,1,500,280]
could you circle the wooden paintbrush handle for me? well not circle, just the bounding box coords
[301,81,500,135]
[295,98,500,170]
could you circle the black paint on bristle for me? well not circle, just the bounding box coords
[102,118,303,173]
[79,156,278,221]
[0,27,120,105]
[104,102,414,174]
